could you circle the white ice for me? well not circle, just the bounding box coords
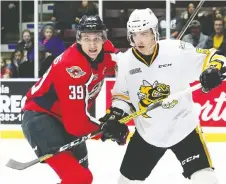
[0,139,225,184]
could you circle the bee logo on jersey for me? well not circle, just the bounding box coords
[66,66,86,78]
[137,80,177,118]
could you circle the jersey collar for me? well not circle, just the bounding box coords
[132,43,159,67]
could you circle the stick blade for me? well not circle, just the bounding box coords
[6,158,39,170]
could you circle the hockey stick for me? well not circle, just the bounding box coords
[119,83,202,124]
[5,101,162,170]
[177,0,206,40]
[6,129,102,170]
[6,82,202,170]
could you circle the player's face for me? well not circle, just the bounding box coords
[79,32,104,60]
[132,29,155,55]
[44,28,53,40]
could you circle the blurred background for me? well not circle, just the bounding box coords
[1,0,226,79]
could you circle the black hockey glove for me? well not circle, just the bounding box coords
[99,107,129,145]
[200,66,226,93]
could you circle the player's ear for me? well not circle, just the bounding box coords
[150,29,155,41]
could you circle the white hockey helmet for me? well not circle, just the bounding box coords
[127,8,159,46]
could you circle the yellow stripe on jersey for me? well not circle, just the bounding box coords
[112,94,130,101]
[150,43,159,65]
[195,126,213,168]
[202,48,218,71]
[132,43,159,66]
[211,54,226,62]
[208,54,226,70]
[132,47,149,66]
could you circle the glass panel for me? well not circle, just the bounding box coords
[1,0,34,79]
[38,0,99,77]
[103,1,165,49]
[101,0,226,54]
[177,1,226,51]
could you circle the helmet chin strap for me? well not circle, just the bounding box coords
[134,33,157,55]
[135,41,156,55]
[144,42,156,55]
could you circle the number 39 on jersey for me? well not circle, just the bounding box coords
[69,85,84,100]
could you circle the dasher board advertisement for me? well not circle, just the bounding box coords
[0,79,37,124]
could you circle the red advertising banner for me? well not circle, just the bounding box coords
[106,80,226,127]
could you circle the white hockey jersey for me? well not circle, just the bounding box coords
[111,39,222,148]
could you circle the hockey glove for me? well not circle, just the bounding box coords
[200,60,226,93]
[99,107,129,145]
[200,67,222,93]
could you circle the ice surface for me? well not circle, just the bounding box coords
[0,139,225,184]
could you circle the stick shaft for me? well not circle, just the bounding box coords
[177,0,206,40]
[6,83,202,170]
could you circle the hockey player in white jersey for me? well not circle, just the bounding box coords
[100,8,226,184]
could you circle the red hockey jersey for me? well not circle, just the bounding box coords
[23,40,116,136]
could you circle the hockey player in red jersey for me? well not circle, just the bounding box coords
[22,15,129,184]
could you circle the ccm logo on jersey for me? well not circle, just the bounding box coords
[158,63,172,68]
[182,154,200,165]
[66,66,86,78]
[129,68,142,75]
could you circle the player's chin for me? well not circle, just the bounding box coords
[88,50,99,59]
[137,46,147,54]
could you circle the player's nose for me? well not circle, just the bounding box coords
[89,41,96,48]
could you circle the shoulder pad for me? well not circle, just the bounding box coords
[104,40,118,53]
